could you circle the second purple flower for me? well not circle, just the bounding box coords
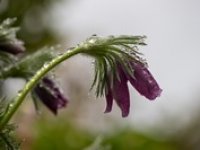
[33,77,68,114]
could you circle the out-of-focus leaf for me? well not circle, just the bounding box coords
[0,124,20,150]
[102,129,178,150]
[0,0,64,50]
[32,118,94,150]
[0,47,57,79]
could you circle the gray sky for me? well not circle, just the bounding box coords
[49,0,200,129]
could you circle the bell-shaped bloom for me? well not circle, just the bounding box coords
[127,62,162,100]
[104,62,162,117]
[0,40,25,55]
[33,77,68,114]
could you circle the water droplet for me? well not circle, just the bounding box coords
[9,103,14,108]
[36,110,42,115]
[43,63,49,69]
[49,73,56,79]
[88,38,97,44]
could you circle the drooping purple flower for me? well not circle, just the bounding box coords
[33,77,68,114]
[104,61,161,117]
[0,39,25,55]
[127,62,162,100]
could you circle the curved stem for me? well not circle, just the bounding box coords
[0,46,84,130]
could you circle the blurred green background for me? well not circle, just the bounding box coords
[1,0,200,149]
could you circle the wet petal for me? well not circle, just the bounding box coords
[43,77,68,107]
[128,63,162,100]
[113,67,130,117]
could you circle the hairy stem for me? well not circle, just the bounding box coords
[0,46,84,130]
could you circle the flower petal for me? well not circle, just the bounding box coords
[34,85,58,114]
[43,77,68,107]
[104,85,113,113]
[112,66,130,117]
[129,63,162,100]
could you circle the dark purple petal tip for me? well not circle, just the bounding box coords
[128,63,162,100]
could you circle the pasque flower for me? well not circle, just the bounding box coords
[105,62,162,117]
[33,77,68,114]
[86,35,162,117]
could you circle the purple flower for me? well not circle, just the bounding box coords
[33,77,68,114]
[0,40,25,55]
[105,62,162,117]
